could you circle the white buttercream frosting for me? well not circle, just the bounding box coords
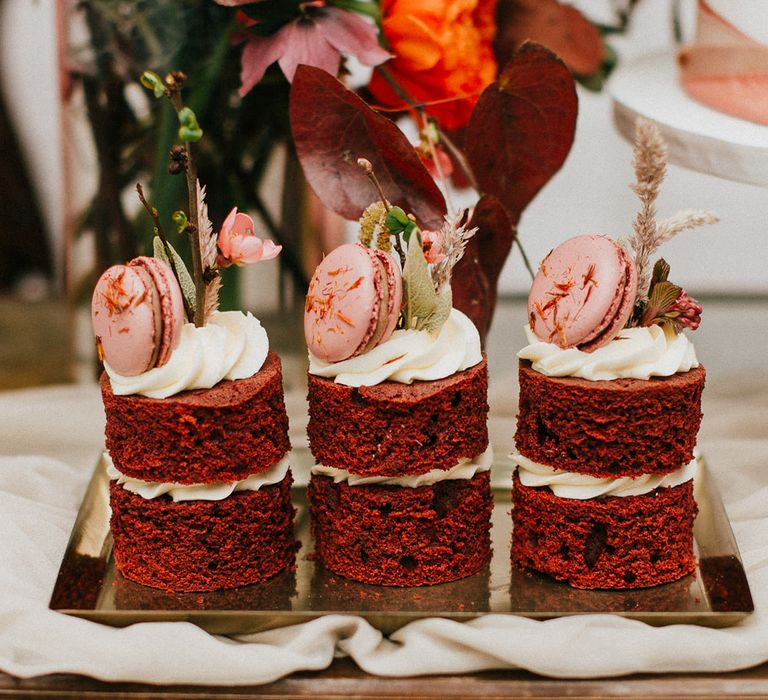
[308,308,481,387]
[312,446,493,487]
[106,311,269,398]
[511,453,697,500]
[106,454,290,502]
[518,323,699,381]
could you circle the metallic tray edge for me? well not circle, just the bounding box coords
[49,454,754,635]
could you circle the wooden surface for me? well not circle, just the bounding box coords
[4,658,768,698]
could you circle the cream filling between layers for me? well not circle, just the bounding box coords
[106,454,290,502]
[308,308,482,387]
[311,446,493,487]
[511,453,698,500]
[106,311,269,399]
[518,323,698,381]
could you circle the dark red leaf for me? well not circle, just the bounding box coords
[290,66,447,230]
[465,42,577,225]
[494,0,605,77]
[452,195,516,344]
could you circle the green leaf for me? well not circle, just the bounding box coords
[385,206,409,229]
[177,107,203,143]
[153,236,196,315]
[140,71,165,98]
[401,230,451,333]
[650,257,670,287]
[641,279,681,327]
[424,282,452,334]
[649,280,681,313]
[172,210,188,233]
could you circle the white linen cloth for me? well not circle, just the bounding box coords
[0,377,767,684]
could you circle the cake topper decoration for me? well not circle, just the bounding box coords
[91,69,281,373]
[91,256,185,376]
[136,69,282,328]
[304,159,477,362]
[527,234,637,351]
[527,118,716,350]
[626,118,717,331]
[355,159,475,335]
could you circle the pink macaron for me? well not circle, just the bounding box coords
[528,235,638,352]
[91,256,186,376]
[304,243,403,363]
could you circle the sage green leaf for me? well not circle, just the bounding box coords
[422,282,452,334]
[402,230,451,333]
[153,236,196,315]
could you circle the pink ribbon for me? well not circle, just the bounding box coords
[678,0,768,125]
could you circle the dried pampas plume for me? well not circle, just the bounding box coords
[430,211,477,290]
[196,180,221,321]
[627,118,718,299]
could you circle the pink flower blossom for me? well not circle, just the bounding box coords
[217,207,282,266]
[225,4,391,96]
[671,289,703,331]
[421,229,446,264]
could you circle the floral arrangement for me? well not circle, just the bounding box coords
[136,70,279,327]
[626,118,717,332]
[355,158,475,333]
[68,0,634,335]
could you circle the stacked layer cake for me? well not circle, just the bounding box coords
[303,242,493,586]
[93,258,297,592]
[510,235,704,589]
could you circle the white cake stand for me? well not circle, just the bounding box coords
[610,51,768,187]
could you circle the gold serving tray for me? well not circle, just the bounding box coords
[49,453,753,634]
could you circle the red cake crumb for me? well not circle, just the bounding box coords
[307,356,489,476]
[308,471,493,586]
[515,360,705,477]
[102,351,290,484]
[511,473,697,589]
[109,471,298,592]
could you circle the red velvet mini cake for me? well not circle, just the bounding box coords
[511,120,717,590]
[309,471,492,586]
[307,357,488,476]
[512,473,697,589]
[304,204,493,586]
[92,76,296,592]
[101,351,290,484]
[97,306,297,592]
[110,474,296,591]
[516,362,705,477]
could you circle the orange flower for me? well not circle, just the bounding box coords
[369,0,498,130]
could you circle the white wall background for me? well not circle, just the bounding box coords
[2,0,766,297]
[0,0,62,279]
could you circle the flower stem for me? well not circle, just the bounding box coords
[167,87,205,327]
[136,183,194,321]
[437,128,479,192]
[423,124,456,213]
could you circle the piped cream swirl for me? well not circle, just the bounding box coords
[106,454,289,502]
[309,308,481,387]
[312,446,493,487]
[518,323,698,381]
[106,311,269,398]
[511,453,697,499]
